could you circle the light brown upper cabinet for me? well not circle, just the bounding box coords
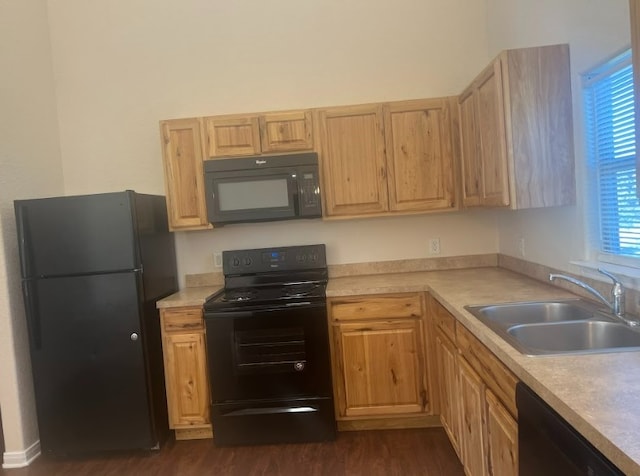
[316,104,389,217]
[384,98,458,212]
[159,118,210,231]
[204,110,313,158]
[630,0,640,198]
[205,115,261,157]
[317,98,459,218]
[459,44,575,209]
[259,110,314,152]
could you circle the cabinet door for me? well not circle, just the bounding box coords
[259,110,313,152]
[317,104,389,217]
[384,98,457,212]
[435,331,462,459]
[475,60,510,207]
[159,118,209,230]
[163,332,210,428]
[459,89,482,207]
[205,115,261,157]
[333,319,427,418]
[161,309,211,430]
[486,390,518,476]
[459,357,489,476]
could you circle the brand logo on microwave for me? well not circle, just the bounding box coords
[255,159,267,165]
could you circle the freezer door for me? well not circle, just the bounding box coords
[24,271,158,454]
[15,192,139,277]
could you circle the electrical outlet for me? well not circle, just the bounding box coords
[429,238,441,255]
[518,238,526,257]
[213,252,222,268]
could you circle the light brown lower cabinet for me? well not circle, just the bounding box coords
[328,293,440,430]
[160,307,213,440]
[435,330,462,458]
[429,295,518,476]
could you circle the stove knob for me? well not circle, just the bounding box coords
[243,256,252,266]
[296,254,306,263]
[231,257,241,268]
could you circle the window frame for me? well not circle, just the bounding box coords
[582,48,640,269]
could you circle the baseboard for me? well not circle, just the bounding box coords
[2,439,41,468]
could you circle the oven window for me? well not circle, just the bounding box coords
[218,178,289,211]
[234,327,306,375]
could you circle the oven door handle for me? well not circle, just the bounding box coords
[222,406,319,417]
[205,301,326,318]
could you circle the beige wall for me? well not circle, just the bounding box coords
[4,0,629,461]
[486,0,631,272]
[0,0,64,461]
[45,0,496,282]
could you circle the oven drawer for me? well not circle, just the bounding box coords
[211,397,336,446]
[329,293,424,322]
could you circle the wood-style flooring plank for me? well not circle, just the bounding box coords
[1,428,464,476]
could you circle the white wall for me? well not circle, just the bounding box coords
[486,0,631,271]
[45,0,496,279]
[0,0,64,460]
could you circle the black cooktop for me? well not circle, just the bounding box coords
[204,244,328,313]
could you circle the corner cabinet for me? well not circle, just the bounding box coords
[429,295,518,476]
[159,118,210,231]
[160,307,212,440]
[327,293,438,430]
[316,98,459,218]
[459,43,575,209]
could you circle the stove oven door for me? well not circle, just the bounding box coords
[204,302,335,445]
[204,302,333,403]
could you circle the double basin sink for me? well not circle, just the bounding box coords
[465,299,640,356]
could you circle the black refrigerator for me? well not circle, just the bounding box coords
[14,191,178,456]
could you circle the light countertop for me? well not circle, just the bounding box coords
[328,267,640,475]
[157,267,640,474]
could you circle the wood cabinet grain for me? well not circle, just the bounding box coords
[159,118,210,230]
[316,104,389,217]
[459,43,575,209]
[429,296,518,476]
[160,307,212,440]
[384,98,458,212]
[328,293,437,429]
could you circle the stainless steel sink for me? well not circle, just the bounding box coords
[466,300,597,326]
[508,321,640,354]
[465,299,640,355]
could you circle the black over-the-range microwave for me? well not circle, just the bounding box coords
[203,152,322,226]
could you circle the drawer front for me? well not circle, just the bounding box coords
[329,293,424,322]
[456,323,518,417]
[430,298,456,342]
[161,307,204,332]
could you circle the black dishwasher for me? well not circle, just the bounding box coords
[517,382,624,475]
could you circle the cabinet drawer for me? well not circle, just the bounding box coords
[329,293,424,322]
[431,298,456,342]
[456,323,518,417]
[161,308,204,332]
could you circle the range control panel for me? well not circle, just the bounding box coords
[222,244,327,274]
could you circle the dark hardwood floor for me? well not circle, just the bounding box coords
[1,428,464,476]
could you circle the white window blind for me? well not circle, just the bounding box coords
[584,50,640,259]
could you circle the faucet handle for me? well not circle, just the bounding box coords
[597,268,622,287]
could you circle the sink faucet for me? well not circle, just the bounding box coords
[549,269,637,326]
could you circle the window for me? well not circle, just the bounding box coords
[583,49,640,261]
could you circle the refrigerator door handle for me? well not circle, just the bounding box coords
[15,204,32,278]
[22,280,42,350]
